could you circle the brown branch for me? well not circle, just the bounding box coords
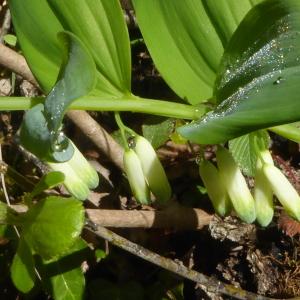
[67,110,124,170]
[86,205,212,229]
[0,43,124,169]
[0,43,38,86]
[0,9,11,42]
[85,224,278,300]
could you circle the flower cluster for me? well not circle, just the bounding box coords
[200,146,300,225]
[123,136,171,205]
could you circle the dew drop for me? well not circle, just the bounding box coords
[195,155,202,165]
[127,136,136,149]
[273,76,283,85]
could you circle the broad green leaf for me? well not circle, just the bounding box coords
[44,32,96,141]
[132,0,261,104]
[0,201,22,225]
[11,239,36,293]
[48,0,131,96]
[20,103,53,160]
[269,122,300,143]
[29,171,65,199]
[202,0,263,47]
[9,0,63,92]
[43,238,88,300]
[20,32,96,162]
[229,130,270,176]
[22,196,84,260]
[179,0,300,144]
[0,201,11,224]
[10,0,131,97]
[142,117,174,149]
[49,264,84,300]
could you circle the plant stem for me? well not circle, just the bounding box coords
[114,112,129,150]
[2,96,207,120]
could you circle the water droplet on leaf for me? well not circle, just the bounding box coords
[273,76,283,85]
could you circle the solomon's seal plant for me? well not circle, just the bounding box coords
[2,0,300,298]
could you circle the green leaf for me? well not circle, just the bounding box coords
[269,122,300,143]
[179,0,300,144]
[3,34,17,47]
[11,239,36,293]
[48,0,131,96]
[9,0,63,92]
[10,0,131,97]
[43,238,88,300]
[132,0,261,104]
[44,31,96,143]
[20,32,96,162]
[229,130,270,177]
[22,196,84,260]
[30,171,65,199]
[0,201,22,225]
[142,117,174,149]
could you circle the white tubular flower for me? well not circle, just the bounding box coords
[48,142,99,201]
[134,136,171,204]
[123,149,150,205]
[216,146,256,224]
[67,141,99,189]
[263,164,300,221]
[199,160,231,217]
[253,158,274,227]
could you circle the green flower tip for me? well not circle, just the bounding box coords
[48,142,99,200]
[216,146,256,224]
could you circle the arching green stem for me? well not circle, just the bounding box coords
[114,112,129,150]
[1,96,207,120]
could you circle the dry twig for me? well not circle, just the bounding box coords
[86,224,280,300]
[86,205,212,229]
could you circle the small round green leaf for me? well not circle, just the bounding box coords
[11,239,36,293]
[22,196,84,260]
[30,171,65,199]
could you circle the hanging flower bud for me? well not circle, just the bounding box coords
[67,141,99,189]
[199,160,231,216]
[253,158,274,227]
[123,149,150,205]
[263,164,300,221]
[47,141,99,201]
[47,160,90,201]
[216,146,256,224]
[134,136,171,204]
